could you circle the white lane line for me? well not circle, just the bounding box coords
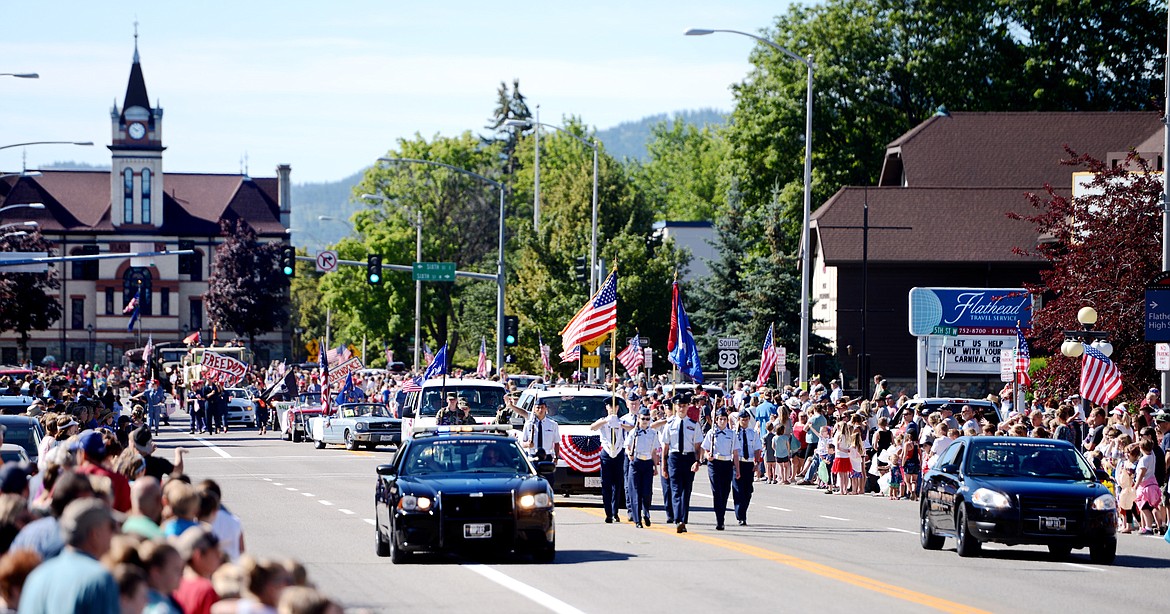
[301,493,315,497]
[363,518,376,525]
[272,483,283,486]
[693,492,713,499]
[767,506,791,512]
[886,527,915,534]
[464,564,587,614]
[285,487,298,492]
[1062,562,1109,573]
[338,509,355,515]
[319,500,334,506]
[262,478,272,481]
[188,435,232,458]
[820,515,850,522]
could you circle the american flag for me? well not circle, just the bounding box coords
[401,377,422,393]
[559,434,601,472]
[326,344,352,366]
[124,288,141,332]
[756,323,777,387]
[539,332,552,373]
[1080,343,1122,405]
[560,345,581,363]
[1015,324,1031,387]
[318,338,331,414]
[476,337,488,377]
[560,270,618,354]
[618,334,644,377]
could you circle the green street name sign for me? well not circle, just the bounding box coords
[412,262,456,282]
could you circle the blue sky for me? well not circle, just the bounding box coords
[0,1,791,183]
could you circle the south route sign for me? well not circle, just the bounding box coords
[1145,272,1170,342]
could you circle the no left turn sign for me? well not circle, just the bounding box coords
[316,250,338,273]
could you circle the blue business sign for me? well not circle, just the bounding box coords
[908,287,1032,337]
[1144,290,1170,342]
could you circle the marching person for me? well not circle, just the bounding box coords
[522,400,560,492]
[621,393,643,523]
[653,403,675,524]
[132,379,168,436]
[732,409,763,525]
[625,407,658,528]
[590,399,627,523]
[659,395,703,533]
[436,392,461,426]
[701,408,735,530]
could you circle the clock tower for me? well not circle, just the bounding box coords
[110,33,165,228]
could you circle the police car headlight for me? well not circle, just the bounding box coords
[519,493,552,509]
[399,495,432,512]
[971,488,1012,509]
[1091,493,1117,511]
[355,422,367,431]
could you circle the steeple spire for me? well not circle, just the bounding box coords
[122,24,150,115]
[133,19,139,63]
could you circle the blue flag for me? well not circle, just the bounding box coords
[124,287,142,333]
[422,343,449,380]
[334,373,363,405]
[668,289,704,383]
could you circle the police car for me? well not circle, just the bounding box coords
[515,385,622,496]
[374,425,556,563]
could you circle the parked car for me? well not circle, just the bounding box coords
[0,395,37,416]
[0,443,29,463]
[310,403,401,451]
[0,415,44,464]
[919,436,1116,563]
[374,425,555,563]
[222,388,258,427]
[894,397,1004,427]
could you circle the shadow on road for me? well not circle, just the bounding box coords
[971,547,1170,569]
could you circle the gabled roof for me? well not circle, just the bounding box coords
[0,171,285,237]
[812,186,1047,264]
[880,112,1162,188]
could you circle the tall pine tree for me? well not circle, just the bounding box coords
[693,179,753,377]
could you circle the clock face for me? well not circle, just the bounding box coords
[128,122,146,140]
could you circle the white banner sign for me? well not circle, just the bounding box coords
[925,335,1013,375]
[326,357,364,388]
[201,351,249,387]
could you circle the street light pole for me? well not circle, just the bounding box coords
[686,27,814,388]
[377,157,507,372]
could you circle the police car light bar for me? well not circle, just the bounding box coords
[411,424,513,438]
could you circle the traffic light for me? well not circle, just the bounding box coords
[279,245,296,277]
[504,315,519,346]
[366,254,382,285]
[573,256,587,283]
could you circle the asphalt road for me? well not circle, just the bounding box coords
[155,421,1170,613]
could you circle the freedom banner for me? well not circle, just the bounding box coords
[201,351,249,387]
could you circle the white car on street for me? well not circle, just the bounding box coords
[223,388,258,427]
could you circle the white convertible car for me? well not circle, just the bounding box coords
[309,403,402,451]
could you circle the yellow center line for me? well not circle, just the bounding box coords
[576,507,989,614]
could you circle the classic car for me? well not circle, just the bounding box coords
[374,425,556,563]
[919,436,1116,563]
[310,403,401,451]
[278,401,325,443]
[223,388,258,427]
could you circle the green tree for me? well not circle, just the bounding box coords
[634,118,729,221]
[691,179,753,374]
[484,79,533,175]
[205,220,289,349]
[0,230,61,361]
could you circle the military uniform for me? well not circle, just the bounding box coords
[625,409,658,528]
[660,407,703,532]
[701,411,735,530]
[732,414,763,525]
[594,412,627,523]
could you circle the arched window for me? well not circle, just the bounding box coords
[123,267,152,316]
[122,168,134,223]
[141,168,152,224]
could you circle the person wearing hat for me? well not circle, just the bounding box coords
[659,396,702,533]
[700,408,735,530]
[132,379,168,436]
[18,498,120,613]
[74,430,131,513]
[521,399,560,466]
[454,397,477,425]
[620,393,644,522]
[590,398,628,524]
[624,407,658,528]
[732,410,763,525]
[436,392,462,426]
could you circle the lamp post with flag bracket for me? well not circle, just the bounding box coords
[1059,307,1113,359]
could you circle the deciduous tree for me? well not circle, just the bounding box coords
[205,219,289,349]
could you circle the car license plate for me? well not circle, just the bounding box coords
[1040,516,1066,531]
[463,523,492,539]
[584,477,602,488]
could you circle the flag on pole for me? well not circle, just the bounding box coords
[668,281,704,383]
[560,346,581,363]
[318,338,331,415]
[334,373,364,406]
[182,330,201,346]
[124,288,141,332]
[476,337,488,377]
[560,269,618,354]
[326,344,352,366]
[401,377,422,393]
[618,334,644,377]
[539,331,552,373]
[422,344,448,380]
[1080,344,1122,405]
[756,324,777,388]
[1014,324,1031,387]
[667,282,679,352]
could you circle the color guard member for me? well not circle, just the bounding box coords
[659,395,703,533]
[625,407,659,528]
[701,408,735,530]
[732,409,763,525]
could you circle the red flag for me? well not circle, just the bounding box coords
[667,282,679,352]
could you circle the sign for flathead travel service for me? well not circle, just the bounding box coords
[201,352,249,387]
[924,336,1012,375]
[909,287,1031,337]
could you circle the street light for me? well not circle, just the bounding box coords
[0,73,38,79]
[1060,306,1113,358]
[0,141,92,152]
[0,203,44,214]
[317,215,356,233]
[0,221,36,231]
[376,157,507,372]
[362,192,425,371]
[686,27,815,388]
